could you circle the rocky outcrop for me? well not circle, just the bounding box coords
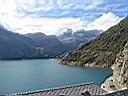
[113,42,128,88]
[101,42,128,91]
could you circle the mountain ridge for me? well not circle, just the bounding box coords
[0,26,100,59]
[60,16,128,68]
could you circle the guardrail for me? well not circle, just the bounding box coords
[7,82,94,96]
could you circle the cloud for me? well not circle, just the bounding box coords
[0,0,16,17]
[3,17,84,35]
[0,0,87,35]
[0,0,127,35]
[86,0,103,10]
[87,12,123,31]
[14,0,104,18]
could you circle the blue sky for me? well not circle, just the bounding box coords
[0,0,127,34]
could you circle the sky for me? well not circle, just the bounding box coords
[0,0,127,35]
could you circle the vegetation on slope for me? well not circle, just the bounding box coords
[60,17,128,67]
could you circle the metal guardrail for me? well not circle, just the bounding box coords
[2,82,127,96]
[6,82,94,96]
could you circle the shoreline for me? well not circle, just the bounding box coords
[58,59,128,93]
[57,58,110,69]
[0,58,116,94]
[0,57,56,61]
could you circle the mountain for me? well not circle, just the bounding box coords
[60,17,128,68]
[0,28,44,60]
[57,29,101,49]
[0,26,101,60]
[26,32,63,50]
[26,30,101,57]
[26,32,70,56]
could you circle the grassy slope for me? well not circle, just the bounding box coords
[61,17,128,67]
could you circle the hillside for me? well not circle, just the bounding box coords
[60,17,128,68]
[26,32,70,56]
[0,28,44,59]
[26,30,100,57]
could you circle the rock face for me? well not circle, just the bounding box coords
[101,42,128,91]
[60,17,128,68]
[112,42,128,88]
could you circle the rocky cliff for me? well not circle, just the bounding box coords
[112,42,128,89]
[101,42,128,91]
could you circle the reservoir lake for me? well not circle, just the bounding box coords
[0,59,112,94]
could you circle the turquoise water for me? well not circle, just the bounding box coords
[0,59,112,94]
